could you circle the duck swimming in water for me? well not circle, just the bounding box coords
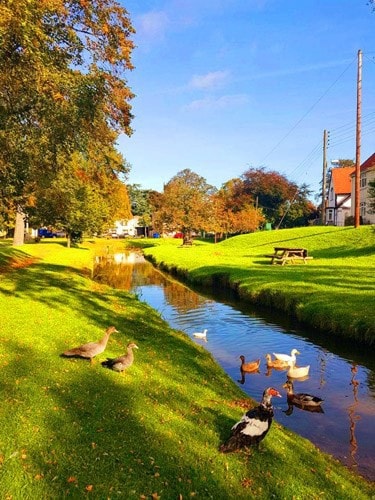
[283,380,323,408]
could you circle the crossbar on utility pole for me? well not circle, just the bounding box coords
[354,49,362,228]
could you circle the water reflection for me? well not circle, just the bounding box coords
[93,251,375,481]
[348,364,360,469]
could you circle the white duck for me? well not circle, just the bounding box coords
[193,329,207,339]
[287,361,310,379]
[273,348,300,364]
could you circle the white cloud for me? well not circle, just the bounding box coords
[186,93,249,111]
[189,70,230,90]
[137,11,170,41]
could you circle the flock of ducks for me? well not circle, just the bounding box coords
[220,348,324,452]
[61,326,138,373]
[61,328,323,453]
[238,347,323,408]
[240,348,310,379]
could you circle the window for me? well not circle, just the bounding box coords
[360,173,367,188]
[360,201,366,217]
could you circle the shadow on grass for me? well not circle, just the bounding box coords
[1,333,371,499]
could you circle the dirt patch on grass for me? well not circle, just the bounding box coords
[0,256,38,274]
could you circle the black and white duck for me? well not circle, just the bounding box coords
[219,387,281,453]
[101,342,138,372]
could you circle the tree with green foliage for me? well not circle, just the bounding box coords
[30,146,131,246]
[0,0,135,245]
[152,169,216,239]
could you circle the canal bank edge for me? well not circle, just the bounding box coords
[143,255,374,348]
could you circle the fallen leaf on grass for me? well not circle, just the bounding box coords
[85,485,93,492]
[241,478,253,488]
[67,476,78,483]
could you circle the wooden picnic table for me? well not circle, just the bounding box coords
[265,247,313,265]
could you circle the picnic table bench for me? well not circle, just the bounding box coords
[265,247,313,265]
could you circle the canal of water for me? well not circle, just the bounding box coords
[94,251,375,481]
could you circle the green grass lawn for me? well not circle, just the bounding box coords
[140,226,375,345]
[0,237,374,499]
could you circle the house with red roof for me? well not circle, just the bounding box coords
[350,153,375,225]
[326,166,354,226]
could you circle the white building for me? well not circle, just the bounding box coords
[350,153,375,225]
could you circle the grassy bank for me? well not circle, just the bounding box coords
[0,239,374,499]
[139,226,375,346]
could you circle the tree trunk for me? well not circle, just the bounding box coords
[13,207,25,246]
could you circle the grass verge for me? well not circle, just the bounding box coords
[0,238,374,499]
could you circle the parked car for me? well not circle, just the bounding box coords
[38,228,66,238]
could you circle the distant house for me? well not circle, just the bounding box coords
[326,166,354,226]
[113,216,141,237]
[350,153,375,225]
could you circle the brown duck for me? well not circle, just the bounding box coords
[265,353,289,370]
[101,342,139,373]
[61,326,118,361]
[240,355,261,373]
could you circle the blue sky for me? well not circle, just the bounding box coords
[118,0,375,200]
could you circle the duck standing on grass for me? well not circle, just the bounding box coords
[219,387,281,453]
[61,326,118,362]
[101,342,138,373]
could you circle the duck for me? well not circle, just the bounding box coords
[273,348,300,364]
[287,361,310,379]
[219,387,281,453]
[265,353,289,370]
[101,342,138,372]
[240,356,261,373]
[61,326,118,362]
[193,329,207,339]
[283,380,323,408]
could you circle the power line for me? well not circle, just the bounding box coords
[259,57,356,164]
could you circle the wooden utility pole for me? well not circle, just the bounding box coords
[322,129,328,225]
[354,49,362,228]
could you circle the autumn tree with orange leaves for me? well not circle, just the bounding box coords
[0,0,135,245]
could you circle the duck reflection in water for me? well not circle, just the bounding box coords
[284,403,324,415]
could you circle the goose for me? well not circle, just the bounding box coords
[101,342,138,373]
[193,329,207,339]
[273,348,300,364]
[219,387,281,453]
[61,326,118,362]
[240,356,261,373]
[265,353,289,370]
[287,361,310,379]
[283,380,323,408]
